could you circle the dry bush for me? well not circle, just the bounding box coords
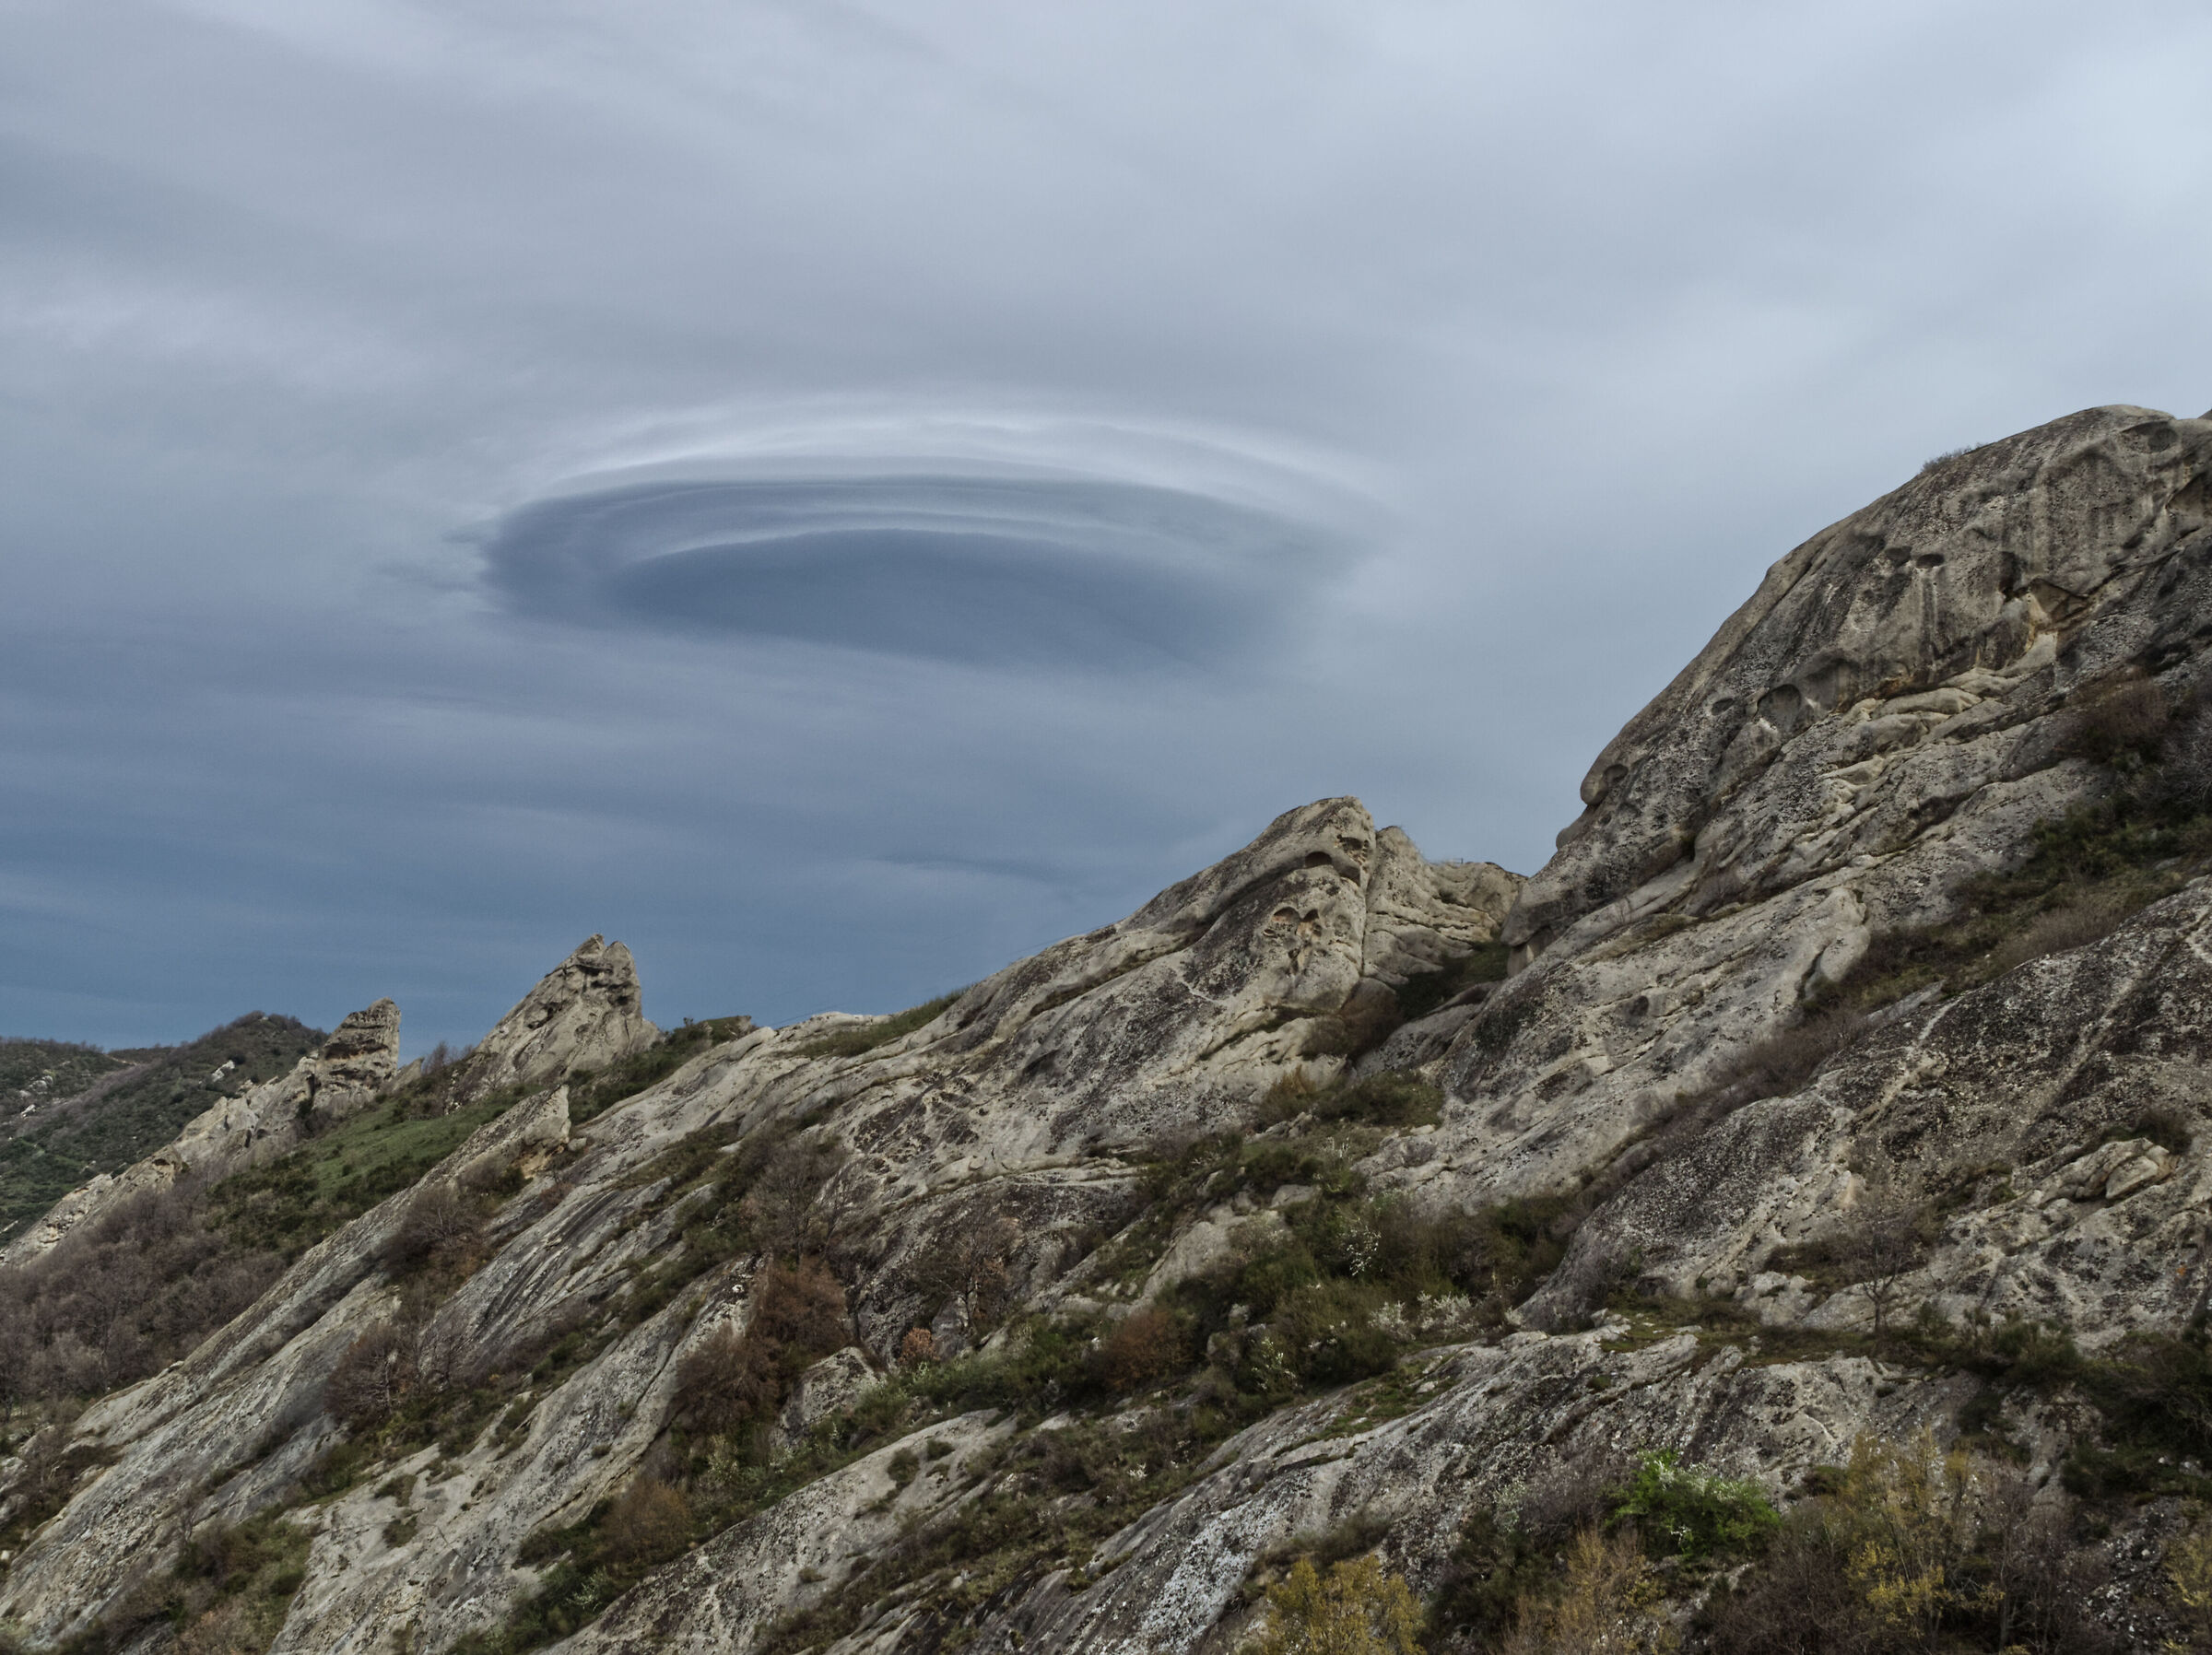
[381,1183,487,1279]
[1502,1526,1672,1655]
[747,1255,849,1354]
[1515,1450,1638,1549]
[0,1184,282,1404]
[911,1210,1020,1333]
[2062,675,2172,769]
[899,1326,937,1367]
[1706,1437,2111,1655]
[734,1132,850,1260]
[1262,1064,1323,1121]
[594,1474,692,1575]
[324,1320,417,1427]
[1982,894,2134,978]
[673,1258,849,1436]
[673,1325,777,1436]
[1097,1307,1186,1393]
[1702,1007,1869,1109]
[1303,984,1406,1062]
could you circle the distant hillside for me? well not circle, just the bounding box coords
[0,1014,325,1242]
[0,1040,126,1118]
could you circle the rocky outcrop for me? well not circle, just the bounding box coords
[1509,405,2212,968]
[0,1000,401,1265]
[1371,406,2212,1212]
[0,817,1502,1647]
[459,935,657,1100]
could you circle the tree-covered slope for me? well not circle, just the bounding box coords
[0,1013,324,1242]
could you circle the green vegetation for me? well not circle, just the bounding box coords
[1252,1555,1422,1655]
[1393,940,1510,1022]
[756,1405,1239,1655]
[38,1506,313,1655]
[1608,1450,1780,1562]
[0,1014,324,1242]
[1257,1067,1445,1130]
[207,1012,763,1264]
[0,1039,124,1113]
[206,1082,531,1262]
[1700,1429,2107,1654]
[1428,1449,1772,1652]
[792,991,966,1061]
[565,1015,754,1123]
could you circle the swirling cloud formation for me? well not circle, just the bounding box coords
[480,475,1342,671]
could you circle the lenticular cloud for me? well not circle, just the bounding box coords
[477,474,1343,672]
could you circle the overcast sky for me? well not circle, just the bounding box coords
[6,0,2211,1052]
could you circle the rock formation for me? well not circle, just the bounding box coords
[6,402,2212,1654]
[457,935,658,1100]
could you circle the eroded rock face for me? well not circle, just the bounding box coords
[0,999,402,1266]
[461,935,658,1100]
[1510,405,2212,968]
[0,811,1502,1649]
[1522,875,2212,1344]
[1380,406,2212,1213]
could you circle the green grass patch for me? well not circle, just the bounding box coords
[207,1084,532,1261]
[791,992,966,1061]
[566,1016,755,1124]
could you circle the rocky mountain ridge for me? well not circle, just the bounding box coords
[6,402,2212,1655]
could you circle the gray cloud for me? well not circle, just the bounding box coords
[481,475,1338,668]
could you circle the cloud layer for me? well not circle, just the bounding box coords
[6,1,2212,1050]
[482,475,1339,668]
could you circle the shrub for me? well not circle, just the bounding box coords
[2170,1530,2212,1647]
[2061,675,2171,769]
[1097,1307,1186,1393]
[594,1475,691,1575]
[1394,941,1510,1021]
[1608,1450,1779,1561]
[381,1183,488,1279]
[672,1326,777,1436]
[1503,1526,1672,1655]
[899,1326,937,1367]
[746,1255,849,1355]
[324,1320,417,1428]
[1254,1555,1421,1655]
[672,1258,849,1438]
[1272,1282,1398,1387]
[1302,987,1405,1062]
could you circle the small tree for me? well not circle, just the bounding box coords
[1255,1555,1422,1655]
[1841,1189,1924,1351]
[1837,1428,1971,1647]
[912,1210,1020,1334]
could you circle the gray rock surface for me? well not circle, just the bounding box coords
[461,935,658,1100]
